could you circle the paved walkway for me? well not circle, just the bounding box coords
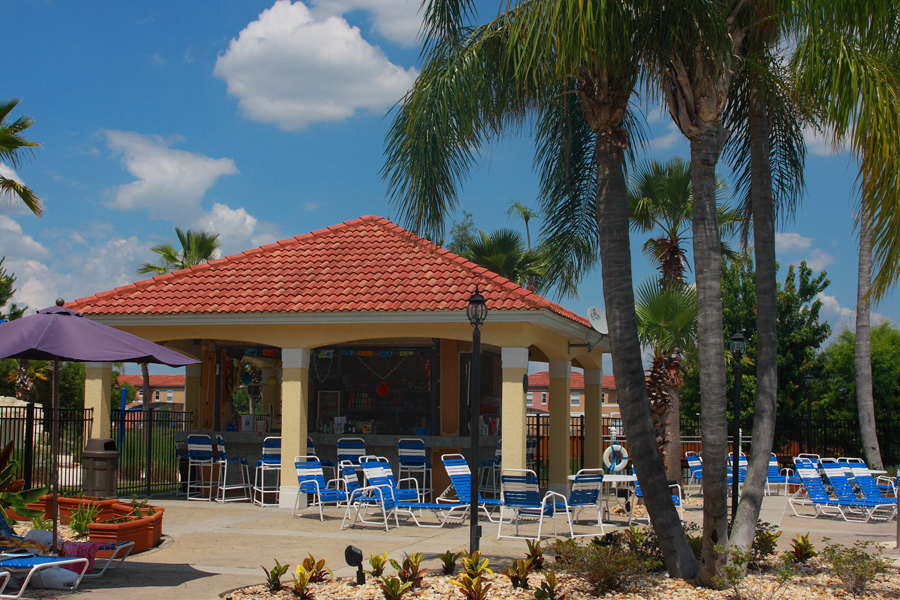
[61,492,899,600]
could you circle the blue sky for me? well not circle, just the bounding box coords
[2,0,896,376]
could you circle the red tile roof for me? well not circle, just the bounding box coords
[68,216,589,327]
[528,371,615,390]
[116,375,186,388]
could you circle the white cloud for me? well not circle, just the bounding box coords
[105,130,238,219]
[648,123,682,152]
[310,0,423,45]
[775,231,812,253]
[213,0,418,131]
[0,163,24,185]
[817,293,854,320]
[803,125,849,157]
[196,203,280,256]
[805,248,835,272]
[0,215,51,261]
[303,202,320,211]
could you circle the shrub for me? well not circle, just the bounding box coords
[551,538,652,594]
[461,550,492,578]
[438,550,463,575]
[525,538,545,570]
[752,522,782,564]
[389,552,427,588]
[450,574,492,600]
[30,515,52,530]
[715,544,796,600]
[823,540,887,598]
[290,565,314,599]
[790,532,817,563]
[368,552,389,577]
[501,558,535,589]
[261,559,290,592]
[616,524,664,569]
[378,576,413,600]
[533,569,565,600]
[301,554,332,583]
[68,503,100,539]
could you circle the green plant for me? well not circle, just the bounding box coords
[389,552,427,587]
[501,558,535,589]
[551,539,651,594]
[68,503,100,539]
[715,544,796,600]
[301,553,332,583]
[261,559,290,592]
[823,540,888,598]
[682,522,703,560]
[30,515,52,530]
[752,522,782,564]
[533,569,564,600]
[525,538,545,570]
[450,574,492,600]
[790,532,817,563]
[461,550,492,578]
[438,550,463,575]
[0,440,49,522]
[379,576,413,600]
[290,565,314,599]
[368,552,389,577]
[616,524,663,568]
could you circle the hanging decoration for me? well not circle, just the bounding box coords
[354,352,408,381]
[314,350,333,383]
[376,381,390,397]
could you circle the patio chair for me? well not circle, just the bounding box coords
[307,438,336,480]
[820,459,896,522]
[765,453,797,496]
[253,436,281,507]
[497,469,570,541]
[0,554,89,599]
[685,451,703,493]
[336,438,366,466]
[359,457,419,502]
[339,463,400,532]
[788,458,876,521]
[439,453,502,522]
[839,457,896,494]
[186,434,216,501]
[292,455,346,520]
[627,470,683,525]
[215,435,251,503]
[549,468,605,537]
[845,462,896,503]
[398,438,432,501]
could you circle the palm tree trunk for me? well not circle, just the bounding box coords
[690,126,729,585]
[16,359,30,402]
[595,135,699,580]
[730,85,778,549]
[664,380,682,482]
[855,204,882,469]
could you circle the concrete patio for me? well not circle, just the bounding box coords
[53,491,900,600]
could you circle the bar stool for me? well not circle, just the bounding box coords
[215,435,251,503]
[186,434,215,501]
[336,438,366,466]
[479,440,502,497]
[253,436,281,506]
[307,437,336,481]
[398,438,432,501]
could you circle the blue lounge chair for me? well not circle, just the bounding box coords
[358,459,465,528]
[292,455,347,520]
[359,456,419,502]
[340,462,399,532]
[497,469,569,540]
[789,458,843,519]
[765,453,798,496]
[440,453,502,522]
[685,451,703,493]
[627,468,683,525]
[820,460,895,522]
[550,468,605,536]
[0,554,89,598]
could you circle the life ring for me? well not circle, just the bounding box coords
[603,444,629,472]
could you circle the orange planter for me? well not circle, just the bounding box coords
[109,503,166,551]
[56,496,118,524]
[88,517,150,555]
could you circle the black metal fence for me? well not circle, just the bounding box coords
[0,404,93,493]
[110,409,193,496]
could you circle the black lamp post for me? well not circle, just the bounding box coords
[729,332,746,521]
[466,286,488,554]
[804,373,814,454]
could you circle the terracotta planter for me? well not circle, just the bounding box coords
[57,496,118,524]
[88,516,150,555]
[108,503,166,551]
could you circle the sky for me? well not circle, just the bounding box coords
[2,0,897,376]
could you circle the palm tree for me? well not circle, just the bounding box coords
[634,281,697,478]
[383,1,721,579]
[137,228,221,276]
[506,200,539,250]
[855,206,881,468]
[0,99,42,216]
[460,229,546,288]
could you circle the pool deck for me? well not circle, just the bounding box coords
[55,492,900,600]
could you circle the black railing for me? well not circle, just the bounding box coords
[0,405,93,493]
[110,409,193,496]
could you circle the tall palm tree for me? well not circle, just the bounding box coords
[628,157,738,481]
[137,228,221,276]
[460,229,546,287]
[634,280,697,478]
[0,99,42,217]
[855,206,881,468]
[506,200,540,290]
[383,0,721,579]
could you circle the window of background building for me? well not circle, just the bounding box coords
[570,392,579,406]
[602,392,606,402]
[541,392,547,405]
[526,392,533,405]
[167,390,173,402]
[154,390,160,401]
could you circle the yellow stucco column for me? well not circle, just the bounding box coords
[185,364,201,431]
[85,363,112,439]
[500,347,528,474]
[548,359,571,494]
[583,368,603,470]
[280,348,309,509]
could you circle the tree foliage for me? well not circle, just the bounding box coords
[0,99,42,216]
[681,256,831,420]
[137,227,220,276]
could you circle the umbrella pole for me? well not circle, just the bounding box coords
[51,358,60,556]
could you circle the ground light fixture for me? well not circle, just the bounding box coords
[467,286,488,554]
[729,332,746,521]
[345,545,365,585]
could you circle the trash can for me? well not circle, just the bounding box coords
[82,438,119,497]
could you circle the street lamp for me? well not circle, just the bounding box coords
[804,373,814,454]
[729,332,746,522]
[466,286,488,554]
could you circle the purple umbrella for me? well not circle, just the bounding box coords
[0,300,198,553]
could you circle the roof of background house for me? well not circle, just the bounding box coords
[67,216,590,329]
[528,371,616,390]
[116,375,186,388]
